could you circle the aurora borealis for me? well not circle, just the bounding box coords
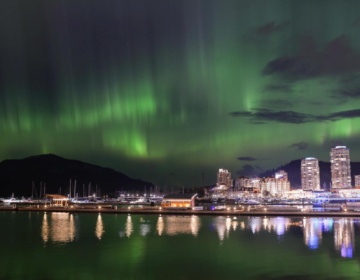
[2,0,360,187]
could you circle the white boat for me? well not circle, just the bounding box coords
[3,196,26,205]
[243,199,260,205]
[130,197,151,205]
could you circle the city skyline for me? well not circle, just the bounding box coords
[2,1,360,187]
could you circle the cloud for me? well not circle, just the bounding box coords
[245,21,290,42]
[288,142,308,150]
[255,21,290,37]
[329,109,360,119]
[263,35,360,81]
[229,108,315,124]
[259,98,294,108]
[236,164,263,177]
[332,75,360,100]
[229,108,360,124]
[237,156,257,161]
[264,84,294,93]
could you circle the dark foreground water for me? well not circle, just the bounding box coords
[1,212,360,280]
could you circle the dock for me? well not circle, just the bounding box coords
[2,204,360,218]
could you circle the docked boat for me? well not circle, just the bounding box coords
[130,197,151,205]
[242,199,260,205]
[3,197,29,205]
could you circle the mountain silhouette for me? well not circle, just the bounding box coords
[260,159,360,189]
[0,154,153,197]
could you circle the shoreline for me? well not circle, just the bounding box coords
[1,205,360,218]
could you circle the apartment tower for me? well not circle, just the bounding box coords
[354,175,360,188]
[217,169,233,187]
[301,157,320,191]
[330,146,351,188]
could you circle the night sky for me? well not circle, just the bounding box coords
[1,0,360,187]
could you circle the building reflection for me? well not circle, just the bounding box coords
[41,212,77,243]
[303,218,324,250]
[248,217,290,236]
[190,216,201,236]
[166,216,200,236]
[156,216,164,236]
[231,218,238,231]
[119,215,135,238]
[125,215,133,238]
[139,217,151,237]
[41,213,49,243]
[95,214,104,240]
[334,218,354,258]
[248,217,262,234]
[213,217,229,241]
[156,216,200,237]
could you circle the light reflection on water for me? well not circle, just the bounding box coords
[41,212,77,244]
[249,216,289,235]
[119,215,134,238]
[156,216,164,236]
[95,214,104,240]
[39,213,357,259]
[334,218,354,258]
[161,215,200,236]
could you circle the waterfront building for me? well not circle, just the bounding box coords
[250,178,261,189]
[211,168,233,197]
[355,175,360,188]
[217,168,233,187]
[338,188,360,198]
[234,176,261,189]
[45,194,69,206]
[260,171,290,196]
[235,176,248,189]
[161,193,197,209]
[301,157,320,191]
[330,146,352,188]
[275,170,288,180]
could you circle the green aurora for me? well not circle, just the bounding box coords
[1,0,360,187]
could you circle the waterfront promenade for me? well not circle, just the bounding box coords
[2,204,360,218]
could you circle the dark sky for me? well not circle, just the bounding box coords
[1,0,360,187]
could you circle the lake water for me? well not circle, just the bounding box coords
[1,211,360,279]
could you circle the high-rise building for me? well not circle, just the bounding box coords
[354,175,360,188]
[217,168,233,187]
[275,170,288,180]
[330,146,351,188]
[301,157,320,191]
[260,170,290,196]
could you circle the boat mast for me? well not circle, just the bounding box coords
[74,180,77,199]
[31,181,34,199]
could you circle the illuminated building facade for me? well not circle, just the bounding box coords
[235,176,260,189]
[217,168,233,187]
[330,146,351,188]
[161,193,197,209]
[261,170,290,196]
[355,175,360,188]
[301,157,320,191]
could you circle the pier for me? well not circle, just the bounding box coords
[2,204,360,218]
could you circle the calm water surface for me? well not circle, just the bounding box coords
[1,211,360,279]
